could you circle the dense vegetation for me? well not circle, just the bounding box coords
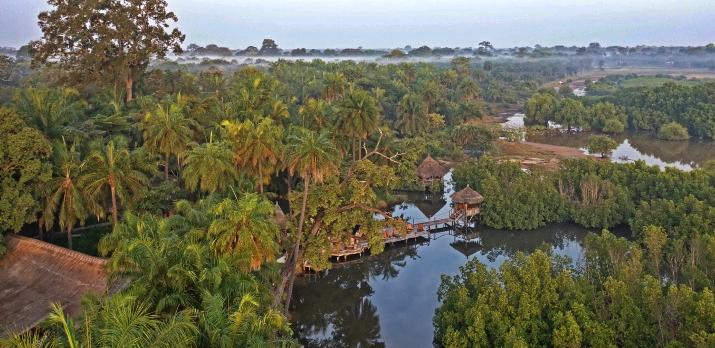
[441,157,715,347]
[525,77,715,140]
[2,1,714,346]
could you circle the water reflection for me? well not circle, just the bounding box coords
[292,190,596,348]
[527,131,715,170]
[504,113,715,170]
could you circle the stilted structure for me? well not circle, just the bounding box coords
[450,185,484,227]
[416,155,448,189]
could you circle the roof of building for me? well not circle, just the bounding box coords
[451,185,485,205]
[416,155,448,180]
[0,234,111,337]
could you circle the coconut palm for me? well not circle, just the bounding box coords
[276,127,340,310]
[222,118,283,193]
[208,193,280,270]
[42,140,90,249]
[336,88,380,160]
[182,138,238,194]
[13,86,85,140]
[81,140,153,225]
[141,94,198,179]
[396,93,427,136]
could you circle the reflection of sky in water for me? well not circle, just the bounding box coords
[505,113,704,171]
[609,139,692,170]
[293,171,594,347]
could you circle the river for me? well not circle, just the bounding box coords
[290,172,601,347]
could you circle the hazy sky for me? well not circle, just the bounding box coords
[1,0,714,49]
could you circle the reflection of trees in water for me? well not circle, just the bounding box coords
[477,223,587,263]
[291,245,418,347]
[527,132,715,167]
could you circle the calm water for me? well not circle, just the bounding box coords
[290,172,598,347]
[506,113,715,170]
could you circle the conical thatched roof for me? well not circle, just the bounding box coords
[274,203,288,230]
[451,185,484,204]
[0,235,113,337]
[417,155,448,180]
[450,239,481,257]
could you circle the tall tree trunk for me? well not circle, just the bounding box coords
[274,176,310,311]
[125,76,133,103]
[258,162,264,193]
[110,184,118,225]
[164,153,170,180]
[66,225,73,250]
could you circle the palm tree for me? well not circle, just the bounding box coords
[276,127,340,310]
[42,140,90,249]
[208,194,280,270]
[299,98,331,130]
[182,137,238,194]
[13,87,85,140]
[396,93,427,136]
[222,118,283,193]
[141,94,198,179]
[336,88,380,160]
[81,140,153,225]
[323,72,346,101]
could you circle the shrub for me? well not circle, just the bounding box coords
[657,122,689,140]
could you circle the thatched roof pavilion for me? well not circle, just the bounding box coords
[0,235,112,337]
[451,186,485,205]
[417,155,448,181]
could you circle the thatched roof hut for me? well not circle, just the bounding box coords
[0,235,112,337]
[274,203,288,230]
[417,155,448,181]
[451,186,485,205]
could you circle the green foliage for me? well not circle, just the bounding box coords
[0,107,52,233]
[587,135,618,158]
[602,118,625,133]
[453,158,566,229]
[182,140,238,194]
[451,124,496,154]
[657,122,690,140]
[554,98,586,130]
[435,231,715,348]
[33,0,185,102]
[95,195,293,345]
[525,92,558,126]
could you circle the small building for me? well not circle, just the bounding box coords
[450,185,484,225]
[416,155,448,187]
[0,235,119,337]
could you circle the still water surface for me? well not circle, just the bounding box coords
[505,113,715,170]
[291,172,598,347]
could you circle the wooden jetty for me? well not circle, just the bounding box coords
[330,186,484,261]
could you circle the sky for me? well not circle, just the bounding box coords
[1,0,714,49]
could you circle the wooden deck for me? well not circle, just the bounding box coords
[330,211,470,260]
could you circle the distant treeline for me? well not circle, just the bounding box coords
[526,79,715,140]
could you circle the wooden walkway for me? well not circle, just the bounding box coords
[331,212,466,260]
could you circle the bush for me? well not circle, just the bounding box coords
[587,135,618,158]
[657,122,689,140]
[602,118,625,133]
